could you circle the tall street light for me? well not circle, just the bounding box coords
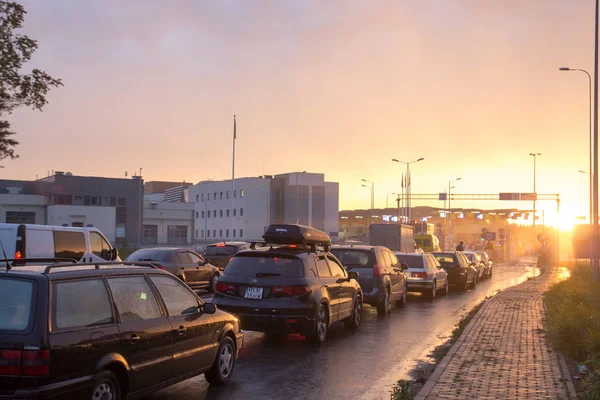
[560,67,592,224]
[529,153,541,227]
[361,179,374,236]
[447,177,462,249]
[295,171,307,224]
[391,157,424,222]
[386,192,397,209]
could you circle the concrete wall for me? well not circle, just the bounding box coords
[190,178,271,243]
[47,205,117,242]
[324,182,340,237]
[143,201,194,245]
[0,194,47,224]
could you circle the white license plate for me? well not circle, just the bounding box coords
[244,287,263,299]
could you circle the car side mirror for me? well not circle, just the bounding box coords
[201,303,217,314]
[199,260,206,266]
[109,248,118,261]
[401,263,409,271]
[348,271,359,281]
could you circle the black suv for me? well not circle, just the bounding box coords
[0,259,243,399]
[213,225,363,344]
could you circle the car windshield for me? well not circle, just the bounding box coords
[224,254,304,278]
[125,249,170,262]
[204,245,239,256]
[330,249,375,269]
[395,254,424,268]
[0,278,34,331]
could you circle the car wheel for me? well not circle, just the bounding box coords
[309,304,329,344]
[377,287,391,314]
[396,283,408,307]
[91,370,121,400]
[205,336,236,385]
[208,273,220,293]
[344,294,362,330]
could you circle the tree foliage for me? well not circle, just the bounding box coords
[0,1,62,166]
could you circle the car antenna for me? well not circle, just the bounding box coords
[0,238,10,271]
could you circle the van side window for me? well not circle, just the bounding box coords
[53,279,113,330]
[54,231,86,260]
[108,277,162,322]
[89,232,112,260]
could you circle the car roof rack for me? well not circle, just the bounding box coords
[42,261,161,274]
[262,224,331,251]
[1,258,79,271]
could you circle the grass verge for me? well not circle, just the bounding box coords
[545,263,600,400]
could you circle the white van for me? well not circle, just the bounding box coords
[0,224,119,263]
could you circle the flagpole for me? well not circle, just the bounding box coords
[232,115,236,240]
[401,173,405,223]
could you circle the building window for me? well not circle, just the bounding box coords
[201,230,205,238]
[213,210,216,218]
[101,196,110,206]
[117,198,126,206]
[220,192,223,199]
[116,207,127,224]
[116,226,126,239]
[226,209,230,217]
[226,229,229,238]
[143,225,158,244]
[83,196,91,206]
[240,229,244,238]
[73,195,84,206]
[214,192,217,200]
[240,208,244,217]
[233,209,237,217]
[6,211,36,224]
[207,211,210,219]
[90,196,99,206]
[213,230,216,238]
[240,189,244,198]
[167,225,188,245]
[195,211,199,218]
[202,194,205,201]
[227,191,230,199]
[219,229,223,237]
[233,229,236,238]
[220,210,223,218]
[201,211,205,218]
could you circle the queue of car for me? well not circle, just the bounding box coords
[0,222,494,399]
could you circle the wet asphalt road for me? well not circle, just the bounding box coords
[146,261,539,400]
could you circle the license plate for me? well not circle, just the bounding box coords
[244,287,263,299]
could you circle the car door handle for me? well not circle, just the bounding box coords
[177,326,186,336]
[128,334,140,344]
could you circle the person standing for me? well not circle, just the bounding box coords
[456,241,465,251]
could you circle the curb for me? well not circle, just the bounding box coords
[414,298,491,400]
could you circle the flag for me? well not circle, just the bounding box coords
[233,115,237,139]
[401,173,405,188]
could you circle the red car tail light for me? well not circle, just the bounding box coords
[373,265,382,276]
[21,350,50,376]
[0,350,22,376]
[215,282,238,295]
[292,286,310,296]
[411,272,427,279]
[271,285,310,297]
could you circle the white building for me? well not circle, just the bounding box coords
[142,200,195,245]
[189,172,339,243]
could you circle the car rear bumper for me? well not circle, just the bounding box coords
[407,280,434,292]
[446,273,468,286]
[231,312,314,335]
[1,376,92,399]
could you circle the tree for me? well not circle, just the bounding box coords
[0,1,62,166]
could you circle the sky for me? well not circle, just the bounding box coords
[2,0,596,228]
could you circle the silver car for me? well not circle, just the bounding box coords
[476,251,493,278]
[395,252,449,299]
[463,251,486,280]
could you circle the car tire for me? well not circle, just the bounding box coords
[396,283,408,307]
[309,304,329,344]
[344,294,362,331]
[377,287,391,315]
[91,370,121,400]
[208,273,220,293]
[205,336,236,385]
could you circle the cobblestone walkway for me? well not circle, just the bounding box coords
[416,268,574,399]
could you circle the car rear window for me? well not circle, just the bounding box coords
[395,254,424,268]
[465,253,475,262]
[0,278,35,332]
[204,245,239,256]
[225,254,304,278]
[53,279,114,330]
[126,249,171,262]
[330,249,376,269]
[433,253,456,267]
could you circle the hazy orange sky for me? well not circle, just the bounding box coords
[3,1,596,225]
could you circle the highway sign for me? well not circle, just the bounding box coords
[484,232,496,241]
[498,239,506,246]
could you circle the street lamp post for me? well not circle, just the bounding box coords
[447,177,462,249]
[361,179,374,237]
[391,157,424,222]
[560,67,592,223]
[295,171,307,224]
[529,153,541,227]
